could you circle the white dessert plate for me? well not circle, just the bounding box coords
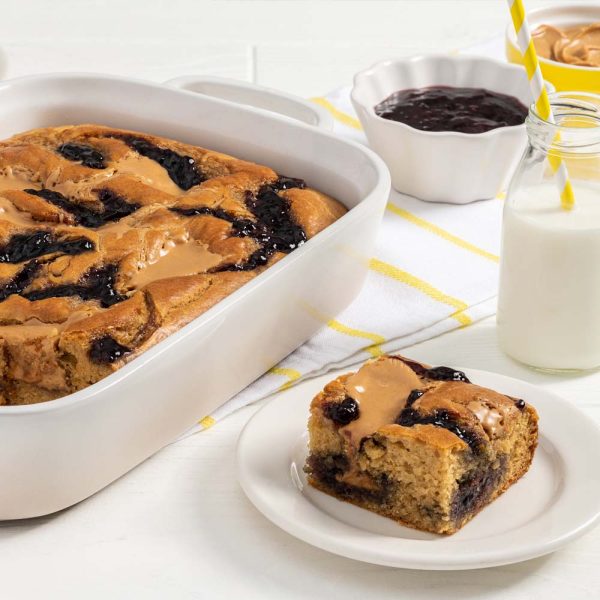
[237,366,600,570]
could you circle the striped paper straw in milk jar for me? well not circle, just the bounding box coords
[507,0,575,210]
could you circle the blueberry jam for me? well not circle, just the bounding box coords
[25,188,140,228]
[57,142,106,169]
[306,453,390,503]
[247,186,307,251]
[210,181,307,272]
[424,366,470,383]
[405,389,425,407]
[0,231,94,263]
[219,247,273,272]
[95,189,140,223]
[117,135,204,190]
[0,260,40,301]
[24,264,126,308]
[324,397,360,425]
[374,86,527,134]
[169,174,307,271]
[395,356,427,376]
[397,407,483,453]
[272,176,306,191]
[451,455,507,521]
[170,205,249,229]
[5,170,308,305]
[397,358,470,383]
[171,205,265,246]
[89,335,131,364]
[514,398,526,410]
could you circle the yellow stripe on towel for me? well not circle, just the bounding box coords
[369,258,472,326]
[301,303,386,357]
[386,202,500,263]
[270,367,302,390]
[199,416,216,429]
[311,97,363,130]
[327,319,385,357]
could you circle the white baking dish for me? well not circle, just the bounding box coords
[0,73,390,519]
[166,75,334,129]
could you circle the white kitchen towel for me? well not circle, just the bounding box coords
[188,81,505,434]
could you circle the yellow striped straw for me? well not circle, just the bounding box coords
[507,0,575,210]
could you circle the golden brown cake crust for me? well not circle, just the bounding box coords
[0,124,347,405]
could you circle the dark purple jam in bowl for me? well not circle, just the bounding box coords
[374,86,528,134]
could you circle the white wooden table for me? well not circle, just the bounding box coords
[0,1,599,598]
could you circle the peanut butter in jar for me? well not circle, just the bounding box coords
[533,22,600,67]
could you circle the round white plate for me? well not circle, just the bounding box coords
[237,367,600,570]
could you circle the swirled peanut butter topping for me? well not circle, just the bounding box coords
[0,169,42,193]
[0,197,37,227]
[466,400,505,437]
[340,357,423,446]
[533,23,600,67]
[112,153,184,196]
[0,307,100,338]
[128,240,222,290]
[337,357,521,447]
[414,382,519,438]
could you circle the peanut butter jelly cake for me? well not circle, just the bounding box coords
[0,124,346,405]
[305,355,538,534]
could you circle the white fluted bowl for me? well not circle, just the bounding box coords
[351,55,551,204]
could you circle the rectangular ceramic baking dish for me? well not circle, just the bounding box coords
[0,73,390,519]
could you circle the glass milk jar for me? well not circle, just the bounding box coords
[498,92,600,370]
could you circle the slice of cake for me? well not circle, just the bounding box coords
[305,355,538,535]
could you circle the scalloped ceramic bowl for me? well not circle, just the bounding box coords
[351,55,551,204]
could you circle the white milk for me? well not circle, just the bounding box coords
[497,181,600,370]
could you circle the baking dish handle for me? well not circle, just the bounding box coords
[164,75,334,130]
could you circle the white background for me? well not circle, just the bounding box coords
[2,0,595,96]
[0,1,599,599]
